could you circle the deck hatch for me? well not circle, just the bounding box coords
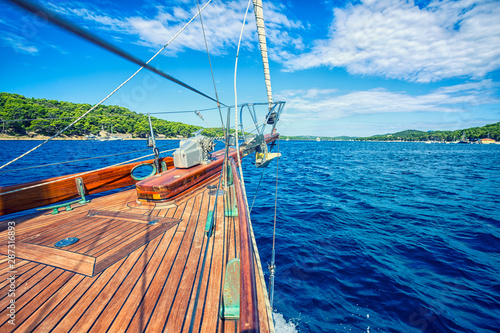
[1,210,181,276]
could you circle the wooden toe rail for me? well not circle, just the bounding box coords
[0,157,174,216]
[230,158,259,332]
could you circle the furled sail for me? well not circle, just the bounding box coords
[253,0,273,108]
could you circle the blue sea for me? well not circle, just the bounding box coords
[1,140,499,332]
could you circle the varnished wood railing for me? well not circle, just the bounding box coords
[0,157,174,216]
[230,158,259,332]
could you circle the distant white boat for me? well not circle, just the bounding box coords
[97,136,123,141]
[316,137,320,142]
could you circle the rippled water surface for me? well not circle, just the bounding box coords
[1,140,499,332]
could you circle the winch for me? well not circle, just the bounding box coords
[173,129,215,168]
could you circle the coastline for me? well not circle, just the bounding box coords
[0,135,180,141]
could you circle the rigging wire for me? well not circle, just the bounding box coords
[0,106,227,124]
[0,101,274,124]
[6,0,223,106]
[249,167,267,213]
[196,0,226,134]
[0,146,170,174]
[0,0,215,171]
[269,138,280,310]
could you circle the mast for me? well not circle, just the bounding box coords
[253,0,273,109]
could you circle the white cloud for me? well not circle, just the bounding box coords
[0,34,39,55]
[276,80,498,121]
[46,0,303,57]
[282,0,500,82]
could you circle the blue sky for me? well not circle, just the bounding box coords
[1,0,499,137]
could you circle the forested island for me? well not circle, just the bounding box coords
[1,92,498,142]
[356,124,500,142]
[0,92,223,138]
[287,123,499,142]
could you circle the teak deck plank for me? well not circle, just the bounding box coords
[0,263,45,302]
[10,274,86,332]
[87,234,165,332]
[0,270,74,327]
[0,266,55,311]
[124,194,204,332]
[0,164,273,332]
[62,220,125,252]
[0,259,32,279]
[103,201,189,332]
[152,193,209,332]
[82,222,146,256]
[50,240,151,333]
[1,243,96,276]
[32,257,126,332]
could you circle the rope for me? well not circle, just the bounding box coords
[252,0,273,108]
[269,138,279,310]
[239,118,267,135]
[6,0,223,106]
[0,148,175,196]
[0,104,268,124]
[249,167,267,213]
[196,0,226,133]
[194,111,219,137]
[0,0,214,171]
[233,0,253,199]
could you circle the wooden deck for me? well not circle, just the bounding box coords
[0,175,273,332]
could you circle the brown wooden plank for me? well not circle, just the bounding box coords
[199,194,227,332]
[157,193,210,332]
[0,259,32,279]
[116,193,201,331]
[0,263,44,298]
[86,209,181,224]
[85,223,149,256]
[103,230,181,330]
[0,266,54,311]
[32,257,126,332]
[88,217,178,332]
[184,187,216,332]
[92,220,178,275]
[231,158,260,333]
[10,274,86,332]
[0,243,95,276]
[0,210,91,243]
[17,214,103,245]
[255,255,271,333]
[122,193,204,332]
[0,269,72,327]
[184,236,213,332]
[186,182,226,332]
[49,239,153,333]
[0,255,9,265]
[64,236,157,331]
[74,222,145,254]
[56,219,124,252]
[32,219,116,248]
[0,157,174,216]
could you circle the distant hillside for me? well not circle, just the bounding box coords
[0,92,223,138]
[357,123,500,141]
[282,135,357,141]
